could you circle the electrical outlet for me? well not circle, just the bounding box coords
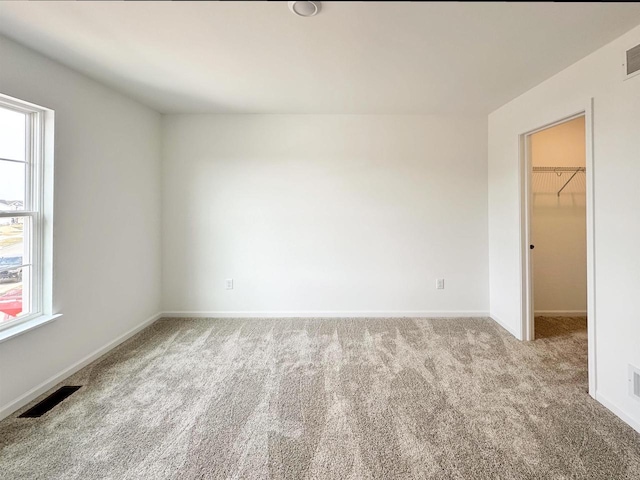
[436,278,445,290]
[225,278,234,290]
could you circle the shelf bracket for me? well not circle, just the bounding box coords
[557,168,584,196]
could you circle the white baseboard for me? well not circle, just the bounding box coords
[535,310,587,317]
[595,391,640,434]
[160,310,489,319]
[490,313,522,340]
[0,311,163,421]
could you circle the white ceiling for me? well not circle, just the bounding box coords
[1,2,640,114]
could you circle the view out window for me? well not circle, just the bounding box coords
[0,97,47,329]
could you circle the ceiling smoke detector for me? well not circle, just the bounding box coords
[288,1,320,18]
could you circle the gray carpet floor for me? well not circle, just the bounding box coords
[1,316,639,479]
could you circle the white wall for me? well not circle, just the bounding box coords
[0,37,162,416]
[531,117,587,314]
[488,25,640,431]
[162,114,488,316]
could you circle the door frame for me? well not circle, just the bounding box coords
[519,99,596,398]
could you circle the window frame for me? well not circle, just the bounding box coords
[0,94,54,337]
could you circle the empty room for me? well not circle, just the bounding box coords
[1,2,639,479]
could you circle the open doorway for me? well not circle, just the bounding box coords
[530,116,587,339]
[521,107,596,396]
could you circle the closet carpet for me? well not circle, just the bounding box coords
[1,316,639,479]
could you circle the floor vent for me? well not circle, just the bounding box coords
[624,43,640,80]
[18,386,82,418]
[630,366,640,402]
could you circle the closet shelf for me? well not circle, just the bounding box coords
[532,166,585,196]
[532,166,585,172]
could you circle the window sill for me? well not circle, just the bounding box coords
[0,314,62,344]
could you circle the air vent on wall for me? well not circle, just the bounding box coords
[630,365,640,402]
[623,43,640,80]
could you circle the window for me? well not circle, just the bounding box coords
[0,95,54,334]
